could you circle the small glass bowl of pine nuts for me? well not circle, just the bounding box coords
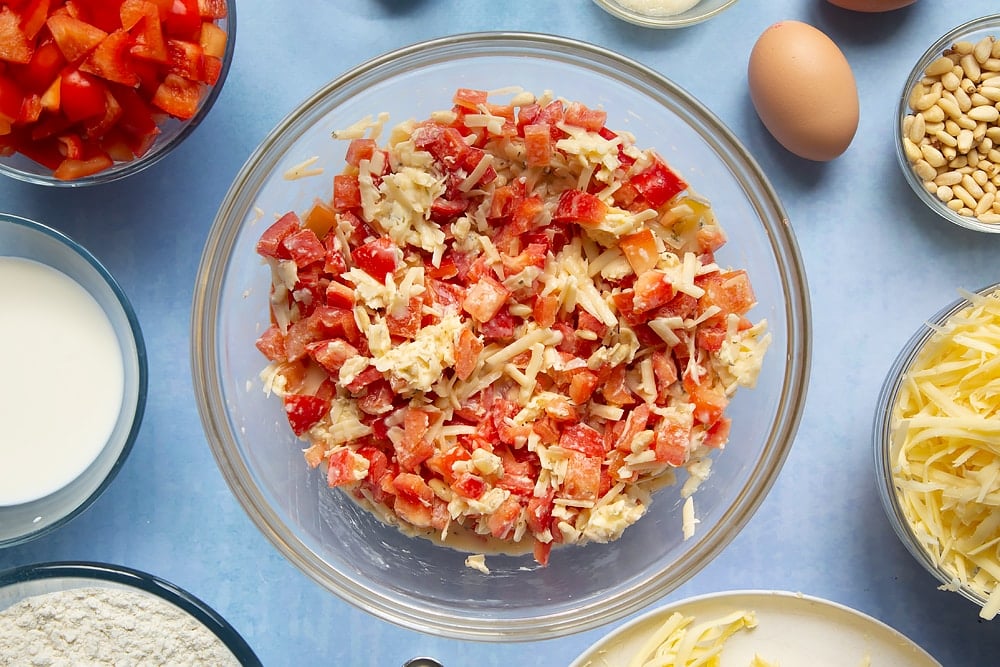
[897,15,1000,233]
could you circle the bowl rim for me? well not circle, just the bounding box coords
[0,0,237,188]
[894,13,1000,234]
[0,560,262,665]
[0,212,148,548]
[591,0,739,28]
[873,280,1000,609]
[192,30,811,640]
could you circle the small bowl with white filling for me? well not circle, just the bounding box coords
[591,0,738,28]
[0,213,146,547]
[0,561,260,665]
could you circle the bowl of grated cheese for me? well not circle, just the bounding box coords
[192,31,810,640]
[874,282,1000,620]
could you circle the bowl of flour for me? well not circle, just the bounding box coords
[0,561,260,666]
[591,0,739,27]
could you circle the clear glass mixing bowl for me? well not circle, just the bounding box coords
[192,32,810,641]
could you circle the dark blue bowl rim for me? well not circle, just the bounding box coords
[0,561,261,666]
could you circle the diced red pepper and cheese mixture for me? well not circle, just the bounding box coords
[254,87,771,567]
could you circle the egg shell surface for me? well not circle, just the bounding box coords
[826,0,917,12]
[748,20,859,161]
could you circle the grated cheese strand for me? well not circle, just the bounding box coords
[624,609,758,667]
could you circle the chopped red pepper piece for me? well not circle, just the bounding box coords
[0,7,34,64]
[629,156,687,208]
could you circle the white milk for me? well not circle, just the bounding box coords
[0,257,124,505]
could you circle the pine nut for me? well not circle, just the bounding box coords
[961,54,982,82]
[974,169,990,187]
[957,128,975,153]
[923,105,946,123]
[982,87,1000,102]
[936,185,954,202]
[994,40,1000,58]
[978,212,1000,223]
[954,184,978,208]
[937,97,961,118]
[935,130,958,147]
[942,71,961,91]
[921,144,947,167]
[909,114,925,143]
[955,88,973,112]
[969,105,1000,122]
[963,174,985,199]
[988,127,1000,142]
[916,91,942,111]
[955,41,975,55]
[989,149,1000,163]
[971,93,993,107]
[976,37,994,64]
[926,56,956,76]
[915,159,937,180]
[935,170,963,186]
[985,59,1000,73]
[976,191,996,215]
[902,136,922,162]
[968,149,980,168]
[957,115,978,130]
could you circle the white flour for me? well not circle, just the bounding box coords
[615,0,702,16]
[0,586,243,666]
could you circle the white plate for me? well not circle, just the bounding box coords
[570,590,941,667]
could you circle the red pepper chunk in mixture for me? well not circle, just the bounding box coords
[254,87,771,567]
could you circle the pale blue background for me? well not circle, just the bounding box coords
[3,1,1000,665]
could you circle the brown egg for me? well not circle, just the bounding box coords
[748,21,859,162]
[826,0,917,12]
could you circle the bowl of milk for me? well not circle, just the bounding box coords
[0,213,147,548]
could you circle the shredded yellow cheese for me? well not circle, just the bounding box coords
[625,609,758,667]
[891,288,1000,619]
[283,155,323,180]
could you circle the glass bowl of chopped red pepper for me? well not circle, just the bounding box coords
[192,32,811,640]
[0,0,234,186]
